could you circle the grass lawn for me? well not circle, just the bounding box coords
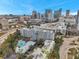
[0,32,4,36]
[0,57,3,59]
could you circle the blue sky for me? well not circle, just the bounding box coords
[0,0,79,15]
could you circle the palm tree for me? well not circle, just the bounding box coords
[0,23,2,29]
[0,48,3,57]
[68,48,78,59]
[48,50,56,59]
[54,36,63,46]
[6,34,16,51]
[75,54,79,59]
[17,54,27,59]
[35,39,44,47]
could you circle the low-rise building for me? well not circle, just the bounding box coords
[34,22,66,35]
[59,16,76,25]
[27,19,42,25]
[32,40,55,59]
[0,17,9,30]
[15,40,35,54]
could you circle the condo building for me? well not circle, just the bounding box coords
[66,10,70,17]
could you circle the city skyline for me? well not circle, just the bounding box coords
[0,0,79,15]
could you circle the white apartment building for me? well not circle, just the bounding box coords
[20,22,66,41]
[20,27,55,40]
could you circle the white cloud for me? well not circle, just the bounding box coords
[62,12,77,16]
[70,12,77,15]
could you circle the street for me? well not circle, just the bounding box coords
[59,36,79,59]
[0,29,17,46]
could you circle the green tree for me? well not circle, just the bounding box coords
[17,54,26,59]
[27,23,31,28]
[69,48,78,57]
[54,36,63,46]
[6,34,16,51]
[75,55,79,59]
[54,36,63,59]
[48,50,56,59]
